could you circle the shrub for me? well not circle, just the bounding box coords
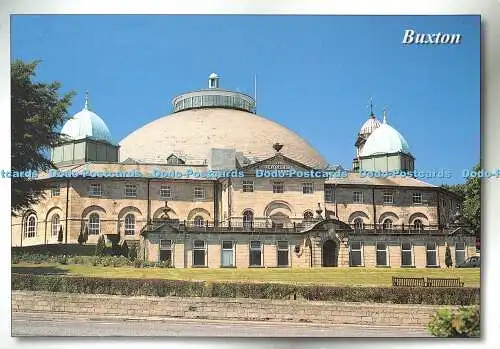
[128,245,137,261]
[428,306,480,337]
[95,235,106,257]
[57,226,64,243]
[445,245,453,268]
[121,241,129,258]
[11,274,480,305]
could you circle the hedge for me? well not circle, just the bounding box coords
[12,274,480,305]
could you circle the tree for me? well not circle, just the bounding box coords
[77,225,88,245]
[95,235,106,256]
[128,244,137,261]
[11,60,75,216]
[445,244,453,268]
[441,163,481,237]
[57,226,63,243]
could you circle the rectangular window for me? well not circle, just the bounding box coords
[401,242,413,266]
[412,193,422,204]
[383,192,393,205]
[221,240,234,267]
[160,185,172,199]
[51,185,60,197]
[302,183,314,194]
[325,186,335,202]
[192,240,206,267]
[125,184,137,198]
[89,183,102,197]
[376,242,388,266]
[426,242,438,267]
[273,182,284,194]
[353,191,363,204]
[159,239,172,264]
[349,241,363,266]
[242,180,254,193]
[277,241,289,267]
[249,240,262,266]
[194,187,205,200]
[455,242,466,266]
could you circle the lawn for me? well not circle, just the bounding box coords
[12,263,480,287]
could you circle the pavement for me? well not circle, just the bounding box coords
[11,312,431,337]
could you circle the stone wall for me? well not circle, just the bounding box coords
[12,291,456,328]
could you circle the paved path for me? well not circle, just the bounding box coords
[12,312,430,337]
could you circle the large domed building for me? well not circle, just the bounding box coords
[11,73,475,269]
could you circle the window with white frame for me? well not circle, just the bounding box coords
[349,241,363,266]
[273,182,284,193]
[302,182,314,194]
[51,214,60,237]
[88,213,100,235]
[194,187,205,200]
[160,185,172,199]
[426,242,438,267]
[24,214,37,238]
[376,242,388,266]
[192,240,206,266]
[124,214,135,235]
[401,242,413,267]
[325,186,335,202]
[51,185,60,197]
[353,191,363,203]
[277,241,289,267]
[382,218,393,231]
[242,180,254,193]
[401,242,413,266]
[221,241,234,267]
[413,219,423,231]
[159,239,172,263]
[353,218,364,231]
[89,183,102,197]
[193,215,204,227]
[412,193,422,204]
[455,242,466,266]
[249,240,262,266]
[243,210,253,228]
[125,184,137,198]
[383,192,393,204]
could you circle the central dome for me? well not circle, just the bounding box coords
[119,108,327,168]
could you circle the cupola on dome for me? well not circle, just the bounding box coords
[360,116,381,135]
[359,116,410,157]
[60,93,114,144]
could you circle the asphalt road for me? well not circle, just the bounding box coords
[12,312,430,337]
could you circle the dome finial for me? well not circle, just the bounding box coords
[84,90,89,110]
[367,97,375,118]
[383,106,388,124]
[208,73,219,89]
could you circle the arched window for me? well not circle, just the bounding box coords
[382,218,393,231]
[194,215,204,227]
[51,214,60,237]
[413,219,423,231]
[88,213,100,235]
[353,218,364,231]
[243,210,254,228]
[124,214,135,235]
[24,214,37,238]
[303,211,314,221]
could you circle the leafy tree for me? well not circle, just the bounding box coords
[57,226,64,243]
[95,235,106,256]
[441,163,480,237]
[11,60,75,216]
[445,245,453,268]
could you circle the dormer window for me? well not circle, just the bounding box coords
[167,154,185,165]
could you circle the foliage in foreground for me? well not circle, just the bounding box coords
[11,274,480,305]
[428,306,480,337]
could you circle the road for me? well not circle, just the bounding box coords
[12,312,430,337]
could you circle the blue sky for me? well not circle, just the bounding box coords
[11,15,480,185]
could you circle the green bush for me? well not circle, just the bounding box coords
[128,245,137,261]
[95,235,106,257]
[11,274,480,305]
[428,306,480,337]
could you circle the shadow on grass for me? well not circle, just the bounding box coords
[11,266,68,275]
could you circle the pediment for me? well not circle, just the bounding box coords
[242,153,312,174]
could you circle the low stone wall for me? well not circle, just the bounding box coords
[12,291,456,328]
